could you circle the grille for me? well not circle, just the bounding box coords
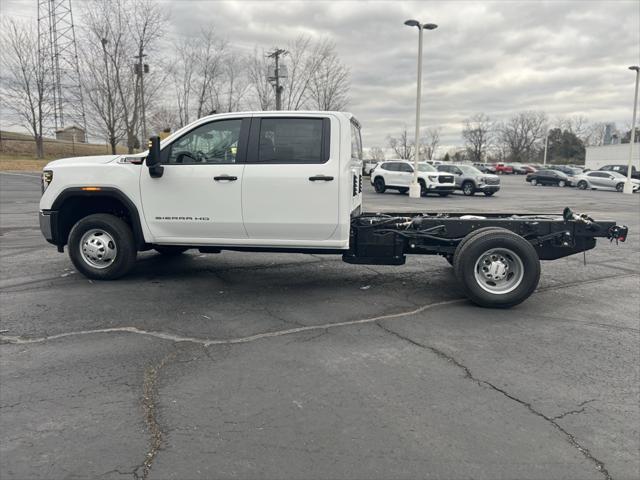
[439,175,454,183]
[485,177,500,185]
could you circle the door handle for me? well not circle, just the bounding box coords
[309,175,334,182]
[214,175,237,181]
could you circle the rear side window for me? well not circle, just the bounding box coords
[351,122,363,160]
[257,118,326,164]
[381,162,396,171]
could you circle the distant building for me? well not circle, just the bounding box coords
[55,126,86,143]
[585,143,640,170]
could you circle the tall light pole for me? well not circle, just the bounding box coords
[623,65,639,195]
[405,19,438,198]
[543,130,549,166]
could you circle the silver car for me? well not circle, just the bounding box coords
[574,170,640,192]
[437,164,501,196]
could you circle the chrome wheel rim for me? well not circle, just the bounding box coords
[80,229,117,269]
[474,248,524,295]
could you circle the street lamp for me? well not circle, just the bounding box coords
[405,19,438,198]
[623,65,639,195]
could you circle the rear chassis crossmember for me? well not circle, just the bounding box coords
[344,208,628,265]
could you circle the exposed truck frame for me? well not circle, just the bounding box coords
[38,111,628,308]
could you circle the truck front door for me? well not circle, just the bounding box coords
[139,117,249,242]
[242,116,340,242]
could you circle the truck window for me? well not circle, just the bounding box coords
[258,118,324,163]
[166,119,242,164]
[351,122,363,160]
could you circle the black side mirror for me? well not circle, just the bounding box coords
[146,136,164,178]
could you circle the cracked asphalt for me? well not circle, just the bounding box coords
[1,172,639,480]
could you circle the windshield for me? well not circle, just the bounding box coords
[417,163,437,172]
[458,165,482,175]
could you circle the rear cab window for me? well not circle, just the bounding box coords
[251,117,330,164]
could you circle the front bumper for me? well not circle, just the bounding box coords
[39,210,58,245]
[476,184,500,192]
[427,185,455,192]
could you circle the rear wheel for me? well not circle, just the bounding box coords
[68,213,136,280]
[154,246,189,256]
[454,229,540,308]
[531,178,538,186]
[462,181,476,196]
[558,180,566,187]
[577,180,588,190]
[616,182,624,192]
[373,177,386,193]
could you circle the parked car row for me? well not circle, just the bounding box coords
[369,161,501,197]
[526,168,640,192]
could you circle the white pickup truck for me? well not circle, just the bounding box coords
[39,111,627,307]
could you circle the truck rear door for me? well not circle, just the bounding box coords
[241,115,340,242]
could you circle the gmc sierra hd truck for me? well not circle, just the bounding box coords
[39,111,628,307]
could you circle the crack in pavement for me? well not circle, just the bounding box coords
[375,322,612,480]
[552,399,596,421]
[0,298,465,347]
[133,350,178,480]
[2,272,637,349]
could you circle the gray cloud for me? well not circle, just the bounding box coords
[2,0,639,151]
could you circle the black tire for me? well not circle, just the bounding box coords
[558,180,566,187]
[398,187,409,194]
[438,192,450,197]
[616,182,624,192]
[453,229,540,308]
[154,246,189,256]
[530,178,538,186]
[577,180,588,190]
[68,213,136,280]
[373,177,386,193]
[452,227,504,274]
[484,191,496,196]
[462,181,476,196]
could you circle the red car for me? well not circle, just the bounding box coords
[493,163,514,174]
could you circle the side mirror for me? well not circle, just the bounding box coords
[146,136,164,178]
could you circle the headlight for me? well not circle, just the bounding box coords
[476,176,485,184]
[41,170,53,193]
[427,175,438,181]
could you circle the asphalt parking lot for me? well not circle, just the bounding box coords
[1,172,639,480]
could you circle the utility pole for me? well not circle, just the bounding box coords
[543,130,549,166]
[267,48,288,110]
[133,52,149,142]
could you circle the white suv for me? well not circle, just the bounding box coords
[370,161,456,196]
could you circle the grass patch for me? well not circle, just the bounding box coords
[0,154,49,172]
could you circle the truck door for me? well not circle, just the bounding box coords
[139,117,249,242]
[242,116,340,241]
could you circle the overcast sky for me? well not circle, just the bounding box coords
[2,0,639,150]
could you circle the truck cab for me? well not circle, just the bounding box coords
[40,111,363,257]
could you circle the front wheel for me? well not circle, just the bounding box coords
[453,229,540,308]
[577,180,588,190]
[373,177,386,193]
[68,214,137,280]
[462,181,476,196]
[531,178,538,186]
[616,182,624,192]
[558,180,566,187]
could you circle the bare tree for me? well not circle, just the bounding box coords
[0,19,51,158]
[387,127,414,160]
[308,42,349,110]
[247,48,275,110]
[499,111,548,162]
[420,127,441,160]
[584,122,610,146]
[557,115,589,140]
[462,113,494,163]
[81,0,167,153]
[368,146,385,161]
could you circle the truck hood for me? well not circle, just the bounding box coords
[45,155,121,169]
[480,174,500,181]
